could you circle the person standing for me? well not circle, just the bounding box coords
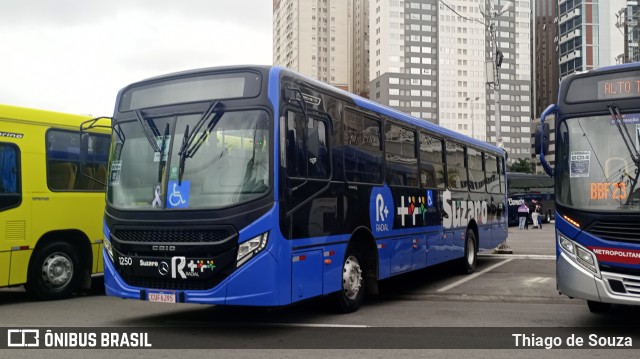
[517,202,529,229]
[531,200,540,229]
[535,201,544,229]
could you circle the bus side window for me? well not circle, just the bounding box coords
[419,133,445,189]
[385,123,418,187]
[343,109,383,184]
[0,145,18,194]
[445,141,467,190]
[0,144,21,212]
[468,148,485,192]
[485,153,501,194]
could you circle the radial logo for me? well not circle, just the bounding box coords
[370,185,394,234]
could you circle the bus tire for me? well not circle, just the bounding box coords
[545,211,552,223]
[587,300,611,313]
[461,229,477,274]
[332,247,365,313]
[26,241,81,300]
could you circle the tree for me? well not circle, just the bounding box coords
[509,158,534,173]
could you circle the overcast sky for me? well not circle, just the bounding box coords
[0,0,273,116]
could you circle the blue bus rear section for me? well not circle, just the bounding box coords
[102,65,507,310]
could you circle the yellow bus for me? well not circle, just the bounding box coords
[0,104,110,299]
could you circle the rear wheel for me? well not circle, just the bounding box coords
[587,300,611,313]
[461,229,477,274]
[332,247,365,313]
[26,242,81,300]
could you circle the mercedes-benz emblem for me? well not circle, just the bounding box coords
[158,261,169,276]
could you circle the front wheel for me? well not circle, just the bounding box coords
[26,242,81,300]
[331,248,365,313]
[460,229,477,274]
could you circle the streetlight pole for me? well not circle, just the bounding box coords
[481,1,512,254]
[466,96,479,139]
[481,1,511,148]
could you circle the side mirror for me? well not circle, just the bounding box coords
[535,123,550,156]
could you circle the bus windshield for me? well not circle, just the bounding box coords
[107,109,270,210]
[556,114,640,211]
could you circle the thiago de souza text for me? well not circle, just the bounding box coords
[512,333,633,349]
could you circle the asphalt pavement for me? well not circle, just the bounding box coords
[497,221,556,257]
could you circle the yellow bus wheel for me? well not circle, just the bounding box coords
[26,242,81,300]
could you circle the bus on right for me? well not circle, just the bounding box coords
[536,63,640,313]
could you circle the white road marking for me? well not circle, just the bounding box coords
[436,258,514,293]
[523,277,552,285]
[480,254,555,260]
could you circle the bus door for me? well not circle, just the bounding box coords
[0,143,27,286]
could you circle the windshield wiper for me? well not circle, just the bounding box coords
[607,104,640,205]
[157,123,170,183]
[135,110,162,153]
[177,101,223,184]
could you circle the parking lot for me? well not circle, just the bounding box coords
[2,224,640,356]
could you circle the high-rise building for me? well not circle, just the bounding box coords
[273,0,533,164]
[273,0,351,90]
[368,0,532,164]
[557,0,625,79]
[533,0,558,120]
[351,0,370,97]
[614,2,640,64]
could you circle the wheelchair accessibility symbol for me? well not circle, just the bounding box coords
[167,180,190,208]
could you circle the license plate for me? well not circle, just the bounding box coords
[147,291,176,303]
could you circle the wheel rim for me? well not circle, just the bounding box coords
[41,252,73,289]
[342,255,362,300]
[466,236,475,265]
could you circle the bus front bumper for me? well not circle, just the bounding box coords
[103,248,281,306]
[558,251,640,305]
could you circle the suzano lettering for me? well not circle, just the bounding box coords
[442,190,488,229]
[139,259,159,267]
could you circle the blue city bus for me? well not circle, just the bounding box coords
[506,172,554,226]
[537,63,640,313]
[99,65,508,312]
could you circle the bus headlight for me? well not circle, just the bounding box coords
[576,246,597,273]
[559,235,575,254]
[557,231,599,275]
[237,232,269,267]
[104,235,114,261]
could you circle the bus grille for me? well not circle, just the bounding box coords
[603,272,640,298]
[112,228,234,243]
[587,221,640,243]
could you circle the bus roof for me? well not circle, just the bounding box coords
[0,104,100,128]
